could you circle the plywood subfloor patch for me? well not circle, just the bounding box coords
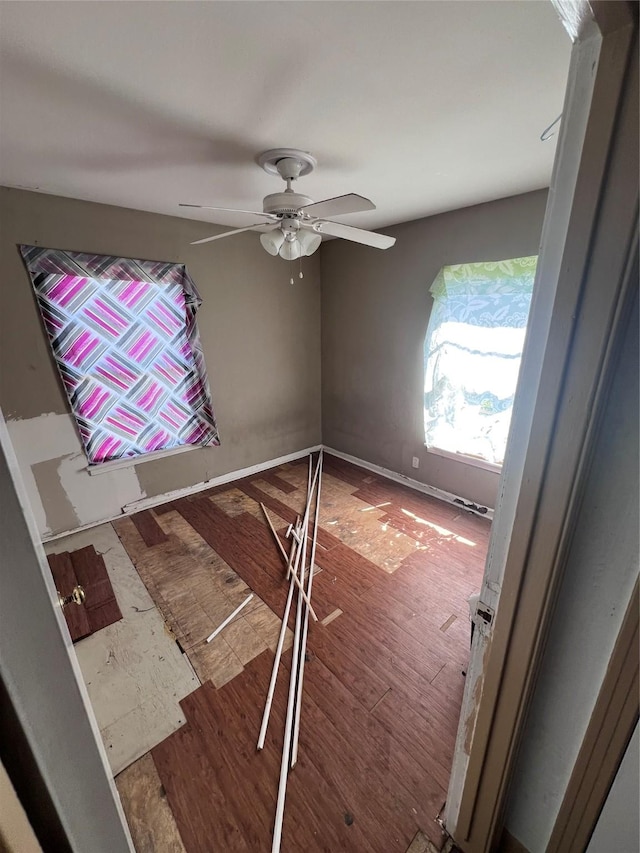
[113,509,292,690]
[116,752,186,853]
[207,486,274,521]
[255,470,421,573]
[45,523,198,775]
[406,829,449,853]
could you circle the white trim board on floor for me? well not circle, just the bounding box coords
[323,447,494,520]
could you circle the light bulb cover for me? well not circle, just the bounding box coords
[260,230,285,256]
[279,238,301,261]
[297,229,322,256]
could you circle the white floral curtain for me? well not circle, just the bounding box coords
[423,256,537,466]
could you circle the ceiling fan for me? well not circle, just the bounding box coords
[180,148,396,260]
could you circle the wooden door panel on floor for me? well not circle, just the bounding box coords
[46,551,91,641]
[69,545,123,633]
[46,546,121,641]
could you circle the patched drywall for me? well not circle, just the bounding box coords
[320,189,548,509]
[0,187,321,536]
[6,412,144,537]
[30,458,79,534]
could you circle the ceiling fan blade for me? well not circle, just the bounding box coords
[316,220,396,250]
[180,204,278,220]
[191,222,276,246]
[300,193,375,219]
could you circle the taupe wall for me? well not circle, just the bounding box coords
[0,186,548,536]
[0,187,321,536]
[320,189,548,509]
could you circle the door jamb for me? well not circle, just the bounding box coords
[0,411,134,852]
[547,578,639,852]
[444,2,638,849]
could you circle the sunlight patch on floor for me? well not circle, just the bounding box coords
[400,508,476,546]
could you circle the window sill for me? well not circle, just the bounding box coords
[425,445,502,474]
[87,442,200,476]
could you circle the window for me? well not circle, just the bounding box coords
[20,245,220,465]
[423,256,537,467]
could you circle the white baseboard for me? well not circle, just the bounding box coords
[323,446,494,519]
[121,444,322,514]
[42,440,492,543]
[42,444,322,542]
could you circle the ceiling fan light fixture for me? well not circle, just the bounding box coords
[297,229,322,257]
[260,230,285,256]
[279,237,301,261]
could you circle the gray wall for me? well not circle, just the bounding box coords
[320,189,548,509]
[0,187,321,536]
[504,292,639,851]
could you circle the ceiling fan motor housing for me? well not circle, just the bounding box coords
[263,192,314,216]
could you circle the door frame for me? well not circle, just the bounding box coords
[0,410,134,852]
[444,2,638,849]
[546,578,639,853]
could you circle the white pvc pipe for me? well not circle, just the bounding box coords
[257,544,298,750]
[260,502,289,562]
[287,516,301,580]
[288,565,318,622]
[260,456,321,754]
[290,450,323,768]
[261,502,318,621]
[205,593,253,643]
[271,455,320,853]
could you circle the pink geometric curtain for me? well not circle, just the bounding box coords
[20,245,220,465]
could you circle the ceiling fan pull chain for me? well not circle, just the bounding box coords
[299,256,304,280]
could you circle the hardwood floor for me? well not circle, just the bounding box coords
[114,454,490,852]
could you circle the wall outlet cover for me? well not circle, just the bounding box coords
[412,456,420,469]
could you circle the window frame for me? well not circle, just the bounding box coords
[86,441,199,475]
[423,256,537,468]
[425,444,502,473]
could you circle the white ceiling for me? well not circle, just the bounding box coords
[0,1,571,232]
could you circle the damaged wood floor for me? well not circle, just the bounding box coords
[113,454,490,852]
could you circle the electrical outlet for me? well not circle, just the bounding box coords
[412,456,419,469]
